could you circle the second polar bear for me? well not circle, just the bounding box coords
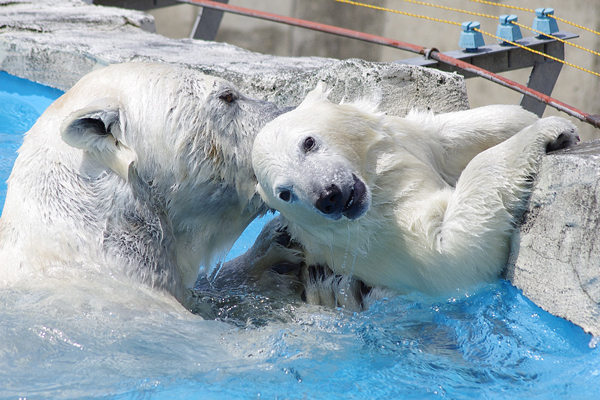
[252,83,578,299]
[0,63,289,305]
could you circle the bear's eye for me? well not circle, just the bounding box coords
[303,136,317,153]
[279,190,292,202]
[219,90,237,104]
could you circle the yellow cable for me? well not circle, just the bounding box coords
[468,0,600,36]
[395,0,600,57]
[334,0,600,78]
[466,0,534,13]
[475,28,600,78]
[550,14,600,37]
[392,0,496,20]
[511,20,600,59]
[387,0,600,58]
[334,0,461,27]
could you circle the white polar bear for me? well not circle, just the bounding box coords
[0,63,289,304]
[252,83,578,300]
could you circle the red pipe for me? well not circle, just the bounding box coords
[181,0,600,129]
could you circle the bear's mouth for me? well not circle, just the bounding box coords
[342,174,369,220]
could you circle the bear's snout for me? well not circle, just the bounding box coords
[342,175,369,220]
[314,175,370,221]
[315,184,344,218]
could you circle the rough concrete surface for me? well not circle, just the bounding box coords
[507,140,600,336]
[0,0,468,116]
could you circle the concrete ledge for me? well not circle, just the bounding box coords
[507,140,600,336]
[0,0,469,116]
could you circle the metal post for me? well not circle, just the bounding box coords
[190,0,229,41]
[520,43,564,117]
[400,32,576,117]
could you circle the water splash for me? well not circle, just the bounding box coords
[335,222,362,309]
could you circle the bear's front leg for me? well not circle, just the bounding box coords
[433,117,578,286]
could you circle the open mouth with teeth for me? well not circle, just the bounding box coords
[342,174,369,220]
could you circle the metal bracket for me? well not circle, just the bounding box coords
[190,0,229,41]
[92,0,180,10]
[398,32,578,117]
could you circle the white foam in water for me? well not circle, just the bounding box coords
[1,73,600,399]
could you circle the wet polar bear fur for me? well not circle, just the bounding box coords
[252,83,579,299]
[0,63,288,304]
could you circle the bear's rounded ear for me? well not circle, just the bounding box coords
[60,98,136,181]
[298,81,332,110]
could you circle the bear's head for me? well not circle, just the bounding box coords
[60,63,285,205]
[253,83,381,229]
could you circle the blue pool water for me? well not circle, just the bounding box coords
[0,72,63,206]
[1,72,599,399]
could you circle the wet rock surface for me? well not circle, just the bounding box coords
[507,140,600,336]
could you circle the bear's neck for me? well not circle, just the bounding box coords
[168,177,267,286]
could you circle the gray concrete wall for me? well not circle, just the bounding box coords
[150,0,600,140]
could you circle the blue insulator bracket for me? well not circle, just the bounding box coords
[532,8,559,38]
[496,14,522,45]
[459,21,485,52]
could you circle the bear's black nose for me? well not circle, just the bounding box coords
[315,184,343,215]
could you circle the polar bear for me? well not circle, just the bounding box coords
[0,63,289,304]
[252,83,578,301]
